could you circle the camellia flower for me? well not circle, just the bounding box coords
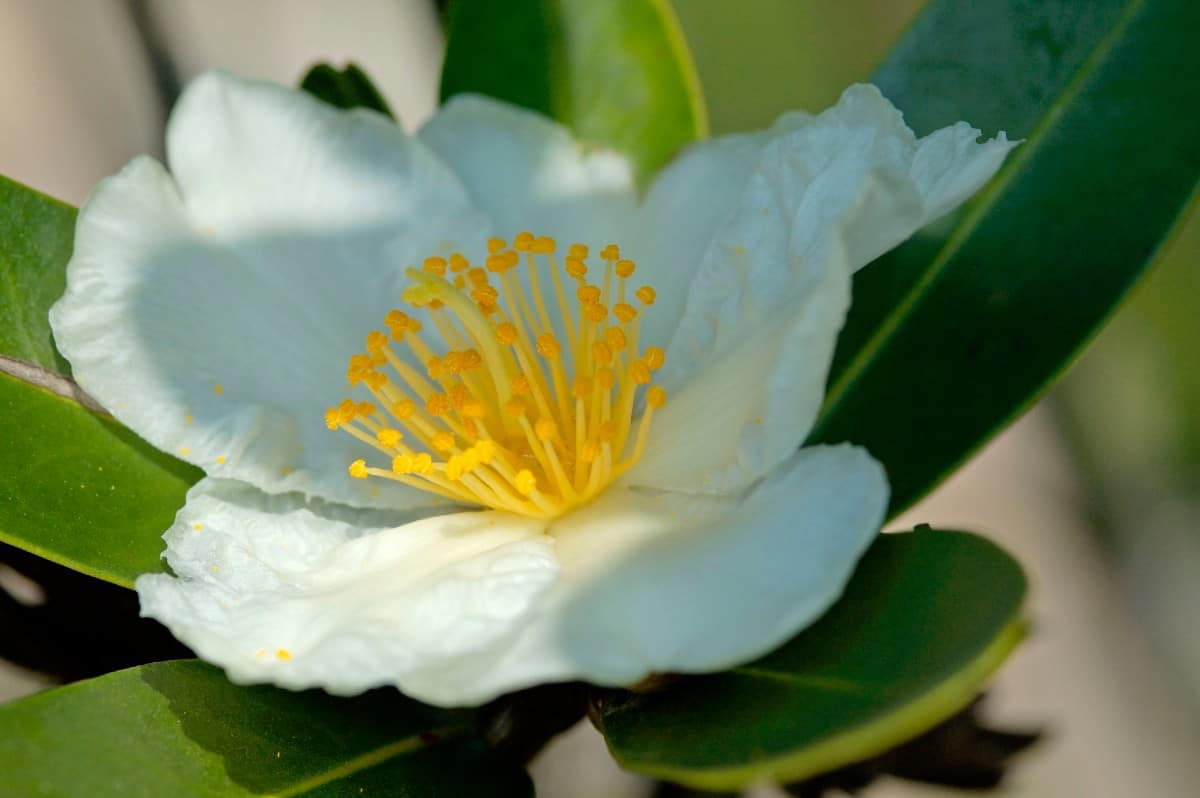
[49,72,1013,707]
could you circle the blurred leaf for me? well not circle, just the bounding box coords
[0,175,76,373]
[0,175,198,587]
[300,62,395,118]
[0,660,532,796]
[440,0,707,181]
[594,529,1027,790]
[807,0,1200,514]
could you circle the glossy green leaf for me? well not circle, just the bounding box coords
[0,660,532,797]
[439,0,708,181]
[808,0,1200,514]
[300,62,395,118]
[0,174,76,372]
[0,175,198,587]
[594,528,1027,790]
[0,373,197,587]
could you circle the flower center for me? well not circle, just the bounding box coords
[326,232,666,519]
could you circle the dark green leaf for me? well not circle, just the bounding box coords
[594,529,1027,790]
[0,174,76,373]
[808,0,1200,514]
[300,63,395,119]
[440,0,707,181]
[0,660,532,797]
[0,373,197,588]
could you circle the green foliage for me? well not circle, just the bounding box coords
[0,660,532,796]
[594,528,1027,789]
[808,0,1200,515]
[440,0,707,181]
[300,63,395,118]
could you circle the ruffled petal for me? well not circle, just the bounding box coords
[627,84,1016,495]
[50,71,487,510]
[418,94,638,245]
[460,444,888,696]
[136,479,558,706]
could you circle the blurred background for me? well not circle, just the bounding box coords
[1,1,1198,795]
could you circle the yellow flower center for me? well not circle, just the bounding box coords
[326,232,666,519]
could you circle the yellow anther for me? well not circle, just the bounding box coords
[468,267,489,287]
[615,259,636,278]
[629,361,652,385]
[426,393,452,416]
[635,285,657,305]
[432,431,455,452]
[601,244,620,260]
[536,333,561,359]
[535,417,558,441]
[514,231,535,251]
[462,448,481,470]
[475,439,496,464]
[511,374,531,395]
[348,460,369,479]
[463,418,480,438]
[423,257,447,275]
[596,366,615,390]
[393,399,416,419]
[462,399,486,418]
[573,376,593,398]
[613,303,638,323]
[605,326,628,351]
[647,385,667,409]
[337,398,358,423]
[581,439,599,463]
[584,303,608,323]
[577,285,602,304]
[599,421,618,442]
[532,236,556,254]
[449,253,469,272]
[365,330,388,352]
[486,253,509,273]
[643,346,666,370]
[454,275,467,289]
[412,453,433,474]
[505,398,528,418]
[462,349,483,370]
[568,243,588,259]
[392,454,413,474]
[428,298,445,310]
[471,285,499,303]
[591,341,614,365]
[496,323,518,345]
[426,356,445,379]
[443,351,462,374]
[565,258,587,279]
[377,428,403,448]
[368,348,387,367]
[445,455,465,481]
[450,382,471,408]
[487,237,507,254]
[356,402,376,417]
[514,470,537,496]
[324,408,341,429]
[364,371,387,390]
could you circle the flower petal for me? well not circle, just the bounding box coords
[136,479,557,706]
[418,94,638,244]
[460,444,888,696]
[628,84,1016,495]
[50,71,486,509]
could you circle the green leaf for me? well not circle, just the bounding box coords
[439,0,708,181]
[807,0,1200,515]
[0,174,76,373]
[0,660,532,797]
[0,175,198,587]
[0,373,197,587]
[594,528,1027,790]
[300,63,395,118]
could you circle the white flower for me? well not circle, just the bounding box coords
[49,71,1014,707]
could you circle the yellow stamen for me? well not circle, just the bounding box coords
[327,232,668,518]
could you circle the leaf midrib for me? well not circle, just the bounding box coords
[815,0,1149,423]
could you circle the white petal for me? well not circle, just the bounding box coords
[418,94,638,244]
[50,71,486,510]
[461,444,888,696]
[628,84,1016,495]
[136,479,558,706]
